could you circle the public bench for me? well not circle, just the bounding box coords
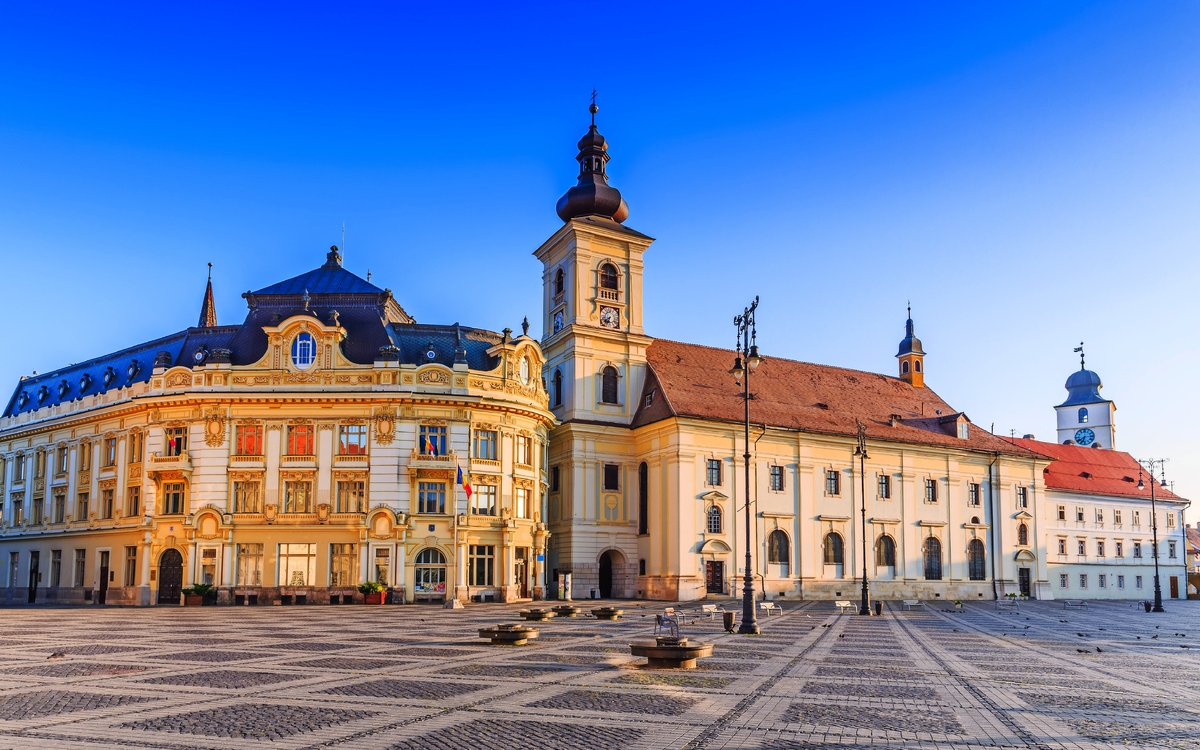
[1064,600,1089,610]
[835,600,858,614]
[901,599,925,611]
[996,599,1020,612]
[759,601,782,617]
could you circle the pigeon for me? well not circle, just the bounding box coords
[1098,628,1105,631]
[1025,626,1030,629]
[1137,636,1142,640]
[1183,645,1190,649]
[1077,633,1086,638]
[953,629,960,633]
[838,634,845,639]
[1095,647,1103,653]
[47,652,65,660]
[1077,649,1091,654]
[1060,619,1069,623]
[1152,635,1159,639]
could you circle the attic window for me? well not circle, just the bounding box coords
[645,389,655,407]
[814,402,829,410]
[957,422,969,440]
[291,333,316,370]
[1080,471,1092,479]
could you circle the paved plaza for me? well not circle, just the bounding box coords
[0,599,1196,749]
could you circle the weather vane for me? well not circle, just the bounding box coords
[1074,341,1084,369]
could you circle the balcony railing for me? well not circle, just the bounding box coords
[409,449,458,466]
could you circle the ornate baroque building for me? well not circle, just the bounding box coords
[0,105,1189,605]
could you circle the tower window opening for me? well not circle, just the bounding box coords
[554,268,565,296]
[1078,407,1089,424]
[552,368,563,408]
[914,360,921,373]
[901,361,910,374]
[599,264,618,290]
[601,366,619,404]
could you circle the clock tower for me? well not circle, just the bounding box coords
[1054,347,1116,449]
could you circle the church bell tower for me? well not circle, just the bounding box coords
[895,306,925,387]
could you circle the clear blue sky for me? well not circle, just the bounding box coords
[2,2,1198,497]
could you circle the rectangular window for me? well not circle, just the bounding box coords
[473,430,498,460]
[1117,574,1125,589]
[826,470,840,496]
[165,427,188,457]
[1096,508,1104,524]
[1133,541,1143,558]
[286,425,314,456]
[1058,538,1066,554]
[335,480,365,513]
[419,425,447,456]
[73,549,86,587]
[1115,541,1123,557]
[53,492,66,524]
[128,433,143,464]
[103,439,117,467]
[12,498,24,525]
[50,550,62,587]
[550,466,560,492]
[706,459,722,486]
[418,482,446,514]
[123,546,137,587]
[232,481,262,513]
[1077,540,1086,555]
[1136,575,1143,589]
[1133,510,1141,525]
[1059,573,1068,588]
[56,446,69,475]
[283,481,313,513]
[603,464,620,491]
[35,451,46,478]
[1057,505,1066,521]
[278,543,316,587]
[77,445,89,473]
[14,455,25,481]
[1169,540,1178,559]
[162,483,185,515]
[1079,574,1087,589]
[1076,507,1084,522]
[235,543,264,586]
[516,486,530,518]
[1098,573,1106,589]
[468,545,495,587]
[516,435,532,466]
[339,425,368,455]
[330,543,357,587]
[125,486,140,517]
[1114,509,1122,525]
[1097,540,1105,557]
[472,484,497,516]
[100,488,114,519]
[32,496,44,525]
[924,478,938,503]
[771,466,785,492]
[77,492,89,520]
[1168,513,1177,529]
[200,548,217,585]
[373,548,390,586]
[967,482,979,506]
[235,425,263,456]
[1016,486,1028,509]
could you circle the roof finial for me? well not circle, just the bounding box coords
[907,300,911,320]
[1074,341,1084,370]
[207,262,212,281]
[590,88,598,126]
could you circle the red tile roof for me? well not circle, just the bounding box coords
[632,339,1032,456]
[1011,438,1186,502]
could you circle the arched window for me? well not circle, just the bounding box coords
[552,369,563,408]
[637,462,648,535]
[823,532,844,565]
[968,538,986,581]
[554,268,565,296]
[601,366,618,404]
[706,506,722,534]
[291,333,316,370]
[901,361,910,374]
[923,537,942,580]
[599,263,618,290]
[414,548,447,597]
[1017,523,1028,546]
[768,530,789,564]
[1078,407,1089,424]
[914,360,922,373]
[876,535,896,567]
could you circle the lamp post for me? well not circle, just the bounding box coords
[1136,458,1169,613]
[731,297,761,635]
[854,419,871,615]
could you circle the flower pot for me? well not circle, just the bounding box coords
[364,592,385,605]
[183,594,204,606]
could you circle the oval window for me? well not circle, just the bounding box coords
[291,333,316,370]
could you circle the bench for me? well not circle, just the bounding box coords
[759,601,782,617]
[699,603,726,620]
[1064,600,1089,610]
[901,599,925,611]
[835,600,858,614]
[664,606,686,624]
[996,599,1020,612]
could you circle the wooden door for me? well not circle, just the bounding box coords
[157,549,183,605]
[98,551,110,605]
[706,561,724,594]
[1170,576,1180,599]
[27,552,39,604]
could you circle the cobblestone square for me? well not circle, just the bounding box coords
[0,599,1196,748]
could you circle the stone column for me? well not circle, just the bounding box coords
[139,531,152,606]
[455,529,468,602]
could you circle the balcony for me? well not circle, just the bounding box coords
[471,458,501,472]
[334,454,369,465]
[409,449,458,469]
[149,451,192,479]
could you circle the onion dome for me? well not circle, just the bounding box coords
[1060,367,1106,406]
[555,101,630,223]
[895,306,924,357]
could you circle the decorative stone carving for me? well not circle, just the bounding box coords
[165,372,191,388]
[473,474,500,485]
[374,408,397,445]
[317,503,331,523]
[418,369,451,385]
[204,409,227,447]
[263,504,277,523]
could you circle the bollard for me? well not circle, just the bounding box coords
[723,610,736,633]
[874,601,882,616]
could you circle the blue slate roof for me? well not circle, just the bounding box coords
[253,248,383,295]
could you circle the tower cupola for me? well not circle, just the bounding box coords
[555,99,630,224]
[895,305,925,387]
[1054,343,1116,448]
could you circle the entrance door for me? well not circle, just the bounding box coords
[706,561,724,594]
[599,552,613,598]
[1018,567,1031,598]
[1170,576,1180,599]
[27,551,39,604]
[157,549,183,605]
[98,551,110,605]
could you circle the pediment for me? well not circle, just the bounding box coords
[699,539,731,555]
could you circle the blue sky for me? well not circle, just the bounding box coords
[2,2,1198,496]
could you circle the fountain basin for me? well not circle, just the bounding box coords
[592,607,624,621]
[629,636,714,669]
[519,608,553,622]
[552,605,580,617]
[478,623,540,646]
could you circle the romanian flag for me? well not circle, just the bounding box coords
[457,464,472,500]
[421,434,440,457]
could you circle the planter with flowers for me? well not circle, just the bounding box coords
[358,581,387,605]
[183,583,216,606]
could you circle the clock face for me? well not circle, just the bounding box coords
[1074,428,1096,446]
[553,310,564,333]
[600,306,620,329]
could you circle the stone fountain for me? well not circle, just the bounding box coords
[519,608,554,622]
[478,623,540,646]
[629,635,714,669]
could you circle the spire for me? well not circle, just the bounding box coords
[197,263,217,328]
[555,94,630,223]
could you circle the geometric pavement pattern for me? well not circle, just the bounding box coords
[0,599,1195,748]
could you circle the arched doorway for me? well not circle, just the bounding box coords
[414,548,447,603]
[599,551,614,598]
[157,549,184,605]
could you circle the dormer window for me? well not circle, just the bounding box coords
[957,421,969,439]
[1078,407,1089,423]
[599,263,618,290]
[291,333,316,370]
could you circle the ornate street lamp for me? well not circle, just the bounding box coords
[854,419,871,615]
[732,297,762,635]
[1137,458,1169,613]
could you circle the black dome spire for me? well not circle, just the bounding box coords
[555,99,630,223]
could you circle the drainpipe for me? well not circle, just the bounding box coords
[988,453,999,600]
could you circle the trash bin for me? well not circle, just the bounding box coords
[874,601,882,616]
[723,610,736,633]
[590,588,597,599]
[1144,601,1152,613]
